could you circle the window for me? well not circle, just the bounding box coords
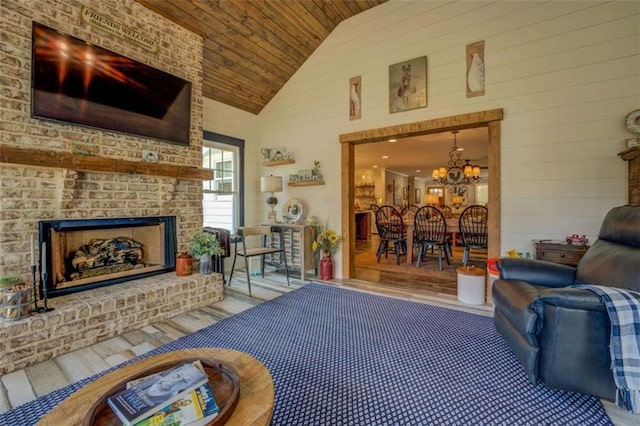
[202,132,244,232]
[475,184,488,206]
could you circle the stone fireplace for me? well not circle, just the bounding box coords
[0,0,216,375]
[39,216,177,298]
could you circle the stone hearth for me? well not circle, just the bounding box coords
[0,273,223,374]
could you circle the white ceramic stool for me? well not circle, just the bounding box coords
[457,266,486,305]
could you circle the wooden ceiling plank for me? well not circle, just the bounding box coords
[204,70,273,98]
[202,74,273,105]
[137,0,387,115]
[136,0,210,36]
[203,39,289,89]
[298,0,341,34]
[243,0,317,57]
[265,0,330,42]
[205,32,298,78]
[204,62,281,102]
[222,0,313,62]
[192,2,304,73]
[326,1,356,20]
[204,72,280,107]
[311,0,342,23]
[314,0,352,22]
[343,1,363,15]
[203,83,264,114]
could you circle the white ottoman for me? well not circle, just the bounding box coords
[457,266,486,305]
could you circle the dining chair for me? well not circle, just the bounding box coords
[228,225,290,296]
[202,227,231,284]
[374,205,407,265]
[414,206,450,270]
[439,205,453,219]
[434,206,454,257]
[400,204,419,218]
[458,205,489,266]
[401,204,420,256]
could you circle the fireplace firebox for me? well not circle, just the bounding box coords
[38,216,177,298]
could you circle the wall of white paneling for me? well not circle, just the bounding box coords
[204,1,640,276]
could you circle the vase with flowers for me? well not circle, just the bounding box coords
[309,219,340,280]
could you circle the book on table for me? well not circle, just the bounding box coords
[107,360,209,426]
[133,381,220,426]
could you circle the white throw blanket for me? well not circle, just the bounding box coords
[577,285,640,413]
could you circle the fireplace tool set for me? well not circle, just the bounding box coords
[31,236,53,313]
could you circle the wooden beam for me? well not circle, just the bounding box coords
[487,120,501,260]
[339,109,504,144]
[0,146,213,180]
[341,141,355,279]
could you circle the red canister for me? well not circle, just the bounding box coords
[176,252,193,276]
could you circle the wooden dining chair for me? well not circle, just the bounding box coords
[434,206,454,257]
[458,205,489,266]
[414,206,450,270]
[228,225,289,296]
[374,205,407,265]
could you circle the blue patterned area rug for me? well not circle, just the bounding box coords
[1,283,611,425]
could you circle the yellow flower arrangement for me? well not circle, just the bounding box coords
[309,219,340,256]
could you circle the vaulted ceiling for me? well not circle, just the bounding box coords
[137,0,388,114]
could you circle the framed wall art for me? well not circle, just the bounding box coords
[466,41,485,98]
[349,76,361,120]
[389,56,427,113]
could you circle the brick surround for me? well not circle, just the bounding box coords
[0,1,214,373]
[0,272,223,375]
[0,0,205,281]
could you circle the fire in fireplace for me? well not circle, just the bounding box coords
[38,216,177,297]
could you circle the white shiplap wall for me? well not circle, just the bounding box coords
[204,0,640,277]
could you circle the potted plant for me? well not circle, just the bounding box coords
[188,230,224,274]
[0,276,24,292]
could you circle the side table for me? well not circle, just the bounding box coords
[456,266,486,305]
[37,348,274,426]
[534,241,589,267]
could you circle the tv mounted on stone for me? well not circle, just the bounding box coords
[30,22,192,146]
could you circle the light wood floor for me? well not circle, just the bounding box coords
[0,271,635,425]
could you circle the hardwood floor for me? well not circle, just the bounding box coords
[0,270,636,425]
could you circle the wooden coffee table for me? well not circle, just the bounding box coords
[37,348,274,426]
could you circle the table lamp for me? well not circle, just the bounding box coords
[260,175,283,223]
[452,195,464,209]
[423,194,439,206]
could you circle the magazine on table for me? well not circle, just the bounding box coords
[133,381,220,426]
[107,361,209,426]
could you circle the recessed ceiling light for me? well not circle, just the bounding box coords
[382,155,389,159]
[416,169,421,173]
[457,147,464,151]
[373,165,379,168]
[388,139,397,143]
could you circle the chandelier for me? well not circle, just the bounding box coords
[432,130,480,193]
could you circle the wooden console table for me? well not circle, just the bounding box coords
[534,241,589,267]
[38,348,274,426]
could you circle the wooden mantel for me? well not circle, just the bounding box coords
[0,146,213,180]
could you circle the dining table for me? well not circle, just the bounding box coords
[402,217,460,265]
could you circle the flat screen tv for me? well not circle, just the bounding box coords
[31,22,192,146]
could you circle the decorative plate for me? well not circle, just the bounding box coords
[282,198,303,223]
[626,109,640,134]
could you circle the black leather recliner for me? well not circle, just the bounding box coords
[492,205,640,399]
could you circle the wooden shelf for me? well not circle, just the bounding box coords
[264,159,295,166]
[0,146,213,180]
[288,180,325,187]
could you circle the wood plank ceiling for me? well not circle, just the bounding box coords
[137,0,387,114]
